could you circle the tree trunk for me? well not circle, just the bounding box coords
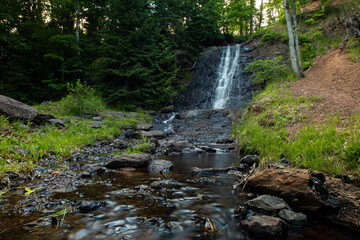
[250,0,255,35]
[283,0,300,79]
[291,0,304,77]
[76,0,81,56]
[258,0,264,29]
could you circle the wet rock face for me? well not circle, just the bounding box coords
[77,200,106,213]
[241,215,288,237]
[278,209,307,226]
[174,45,257,111]
[0,94,38,121]
[105,154,152,169]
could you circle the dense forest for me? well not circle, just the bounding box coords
[0,0,272,110]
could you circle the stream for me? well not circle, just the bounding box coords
[0,110,358,240]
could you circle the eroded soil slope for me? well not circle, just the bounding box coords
[289,49,360,121]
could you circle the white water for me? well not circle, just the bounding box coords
[212,44,241,109]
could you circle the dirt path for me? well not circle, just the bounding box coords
[289,49,360,122]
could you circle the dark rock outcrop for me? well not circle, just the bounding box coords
[245,195,290,214]
[278,209,307,226]
[0,95,38,121]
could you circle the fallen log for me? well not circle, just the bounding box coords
[191,165,247,175]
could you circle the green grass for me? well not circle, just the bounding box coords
[234,82,360,177]
[0,105,150,179]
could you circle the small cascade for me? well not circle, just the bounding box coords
[212,44,241,109]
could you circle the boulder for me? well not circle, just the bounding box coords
[160,105,175,113]
[246,168,360,230]
[105,154,152,169]
[278,209,307,226]
[162,141,194,155]
[148,160,173,173]
[216,137,234,144]
[136,123,153,131]
[92,116,102,121]
[246,195,289,214]
[0,95,38,121]
[241,215,288,237]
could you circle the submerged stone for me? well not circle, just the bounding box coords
[77,200,106,213]
[105,154,152,169]
[148,160,173,173]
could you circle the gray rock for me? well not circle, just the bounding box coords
[90,123,101,128]
[182,148,198,156]
[148,160,173,173]
[48,119,65,127]
[240,155,259,166]
[112,139,128,149]
[0,94,38,121]
[111,112,126,118]
[92,116,102,121]
[241,215,288,237]
[141,130,165,139]
[160,105,175,113]
[105,154,152,169]
[278,209,307,226]
[136,123,153,131]
[7,171,20,180]
[77,200,106,213]
[246,195,289,213]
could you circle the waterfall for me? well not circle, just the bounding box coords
[212,44,241,109]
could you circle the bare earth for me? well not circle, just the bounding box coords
[289,49,360,122]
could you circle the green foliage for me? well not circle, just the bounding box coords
[60,80,105,116]
[245,57,291,84]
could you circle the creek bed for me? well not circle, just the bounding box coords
[0,153,358,240]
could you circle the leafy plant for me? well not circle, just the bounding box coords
[25,187,39,195]
[60,80,105,116]
[245,57,291,84]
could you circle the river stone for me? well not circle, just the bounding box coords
[0,94,38,121]
[163,141,194,154]
[136,123,153,131]
[278,209,307,226]
[160,105,175,113]
[92,116,101,121]
[77,200,106,213]
[105,154,152,169]
[48,119,65,127]
[112,139,128,149]
[182,148,198,156]
[141,130,165,139]
[216,137,234,144]
[90,123,101,128]
[246,195,289,213]
[148,160,173,173]
[241,215,288,237]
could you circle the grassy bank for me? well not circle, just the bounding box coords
[0,82,151,181]
[234,82,360,177]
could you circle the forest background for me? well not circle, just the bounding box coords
[0,0,288,110]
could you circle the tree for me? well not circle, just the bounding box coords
[283,0,302,79]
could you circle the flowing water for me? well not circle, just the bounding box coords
[213,44,241,109]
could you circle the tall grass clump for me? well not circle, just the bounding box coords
[60,80,105,116]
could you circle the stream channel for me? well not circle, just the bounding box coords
[0,111,358,240]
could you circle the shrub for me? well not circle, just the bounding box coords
[60,80,105,116]
[245,57,291,84]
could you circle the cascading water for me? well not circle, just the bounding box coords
[212,44,241,109]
